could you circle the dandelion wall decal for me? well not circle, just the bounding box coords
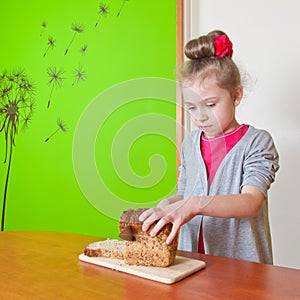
[0,70,35,231]
[72,65,87,86]
[64,23,85,55]
[44,118,68,142]
[43,36,56,57]
[95,3,109,27]
[117,0,129,17]
[80,44,88,55]
[40,21,47,37]
[46,66,65,108]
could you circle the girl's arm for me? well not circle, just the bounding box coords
[197,185,265,218]
[140,185,265,245]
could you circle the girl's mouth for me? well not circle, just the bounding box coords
[200,125,211,130]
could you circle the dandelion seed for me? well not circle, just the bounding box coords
[48,67,64,87]
[0,70,7,81]
[0,83,12,99]
[117,0,129,17]
[17,76,35,97]
[13,69,25,80]
[21,110,34,131]
[40,21,47,37]
[7,74,15,83]
[80,44,88,55]
[64,23,85,55]
[44,118,68,142]
[46,66,65,108]
[44,36,56,57]
[0,69,35,231]
[72,65,87,86]
[95,3,109,27]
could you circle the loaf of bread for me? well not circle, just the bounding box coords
[84,208,178,267]
[120,208,178,267]
[84,239,125,260]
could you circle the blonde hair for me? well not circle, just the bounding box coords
[179,30,241,96]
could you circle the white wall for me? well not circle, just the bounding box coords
[184,0,300,269]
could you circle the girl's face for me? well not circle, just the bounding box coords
[183,76,243,138]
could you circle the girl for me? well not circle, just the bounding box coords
[139,30,279,264]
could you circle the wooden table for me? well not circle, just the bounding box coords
[0,231,299,299]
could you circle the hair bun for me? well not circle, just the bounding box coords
[184,30,232,60]
[184,36,215,60]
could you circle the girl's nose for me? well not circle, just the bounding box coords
[195,108,208,122]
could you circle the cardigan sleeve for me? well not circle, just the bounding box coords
[242,129,279,196]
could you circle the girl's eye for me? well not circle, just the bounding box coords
[206,103,216,107]
[187,106,196,111]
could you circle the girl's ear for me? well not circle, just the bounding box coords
[233,85,243,106]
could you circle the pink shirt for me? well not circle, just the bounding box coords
[201,124,249,185]
[198,124,249,253]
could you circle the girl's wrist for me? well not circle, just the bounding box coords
[189,196,203,215]
[198,195,214,215]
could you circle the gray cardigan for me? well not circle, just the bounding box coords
[177,125,279,264]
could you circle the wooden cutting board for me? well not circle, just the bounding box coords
[78,254,206,284]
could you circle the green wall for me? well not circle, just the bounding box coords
[0,0,176,238]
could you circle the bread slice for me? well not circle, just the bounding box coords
[84,239,125,260]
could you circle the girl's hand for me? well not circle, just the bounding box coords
[139,207,166,231]
[139,200,185,232]
[141,197,199,245]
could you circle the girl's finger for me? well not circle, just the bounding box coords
[139,208,155,222]
[149,217,168,237]
[166,222,180,245]
[142,222,151,232]
[141,211,161,232]
[141,208,166,232]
